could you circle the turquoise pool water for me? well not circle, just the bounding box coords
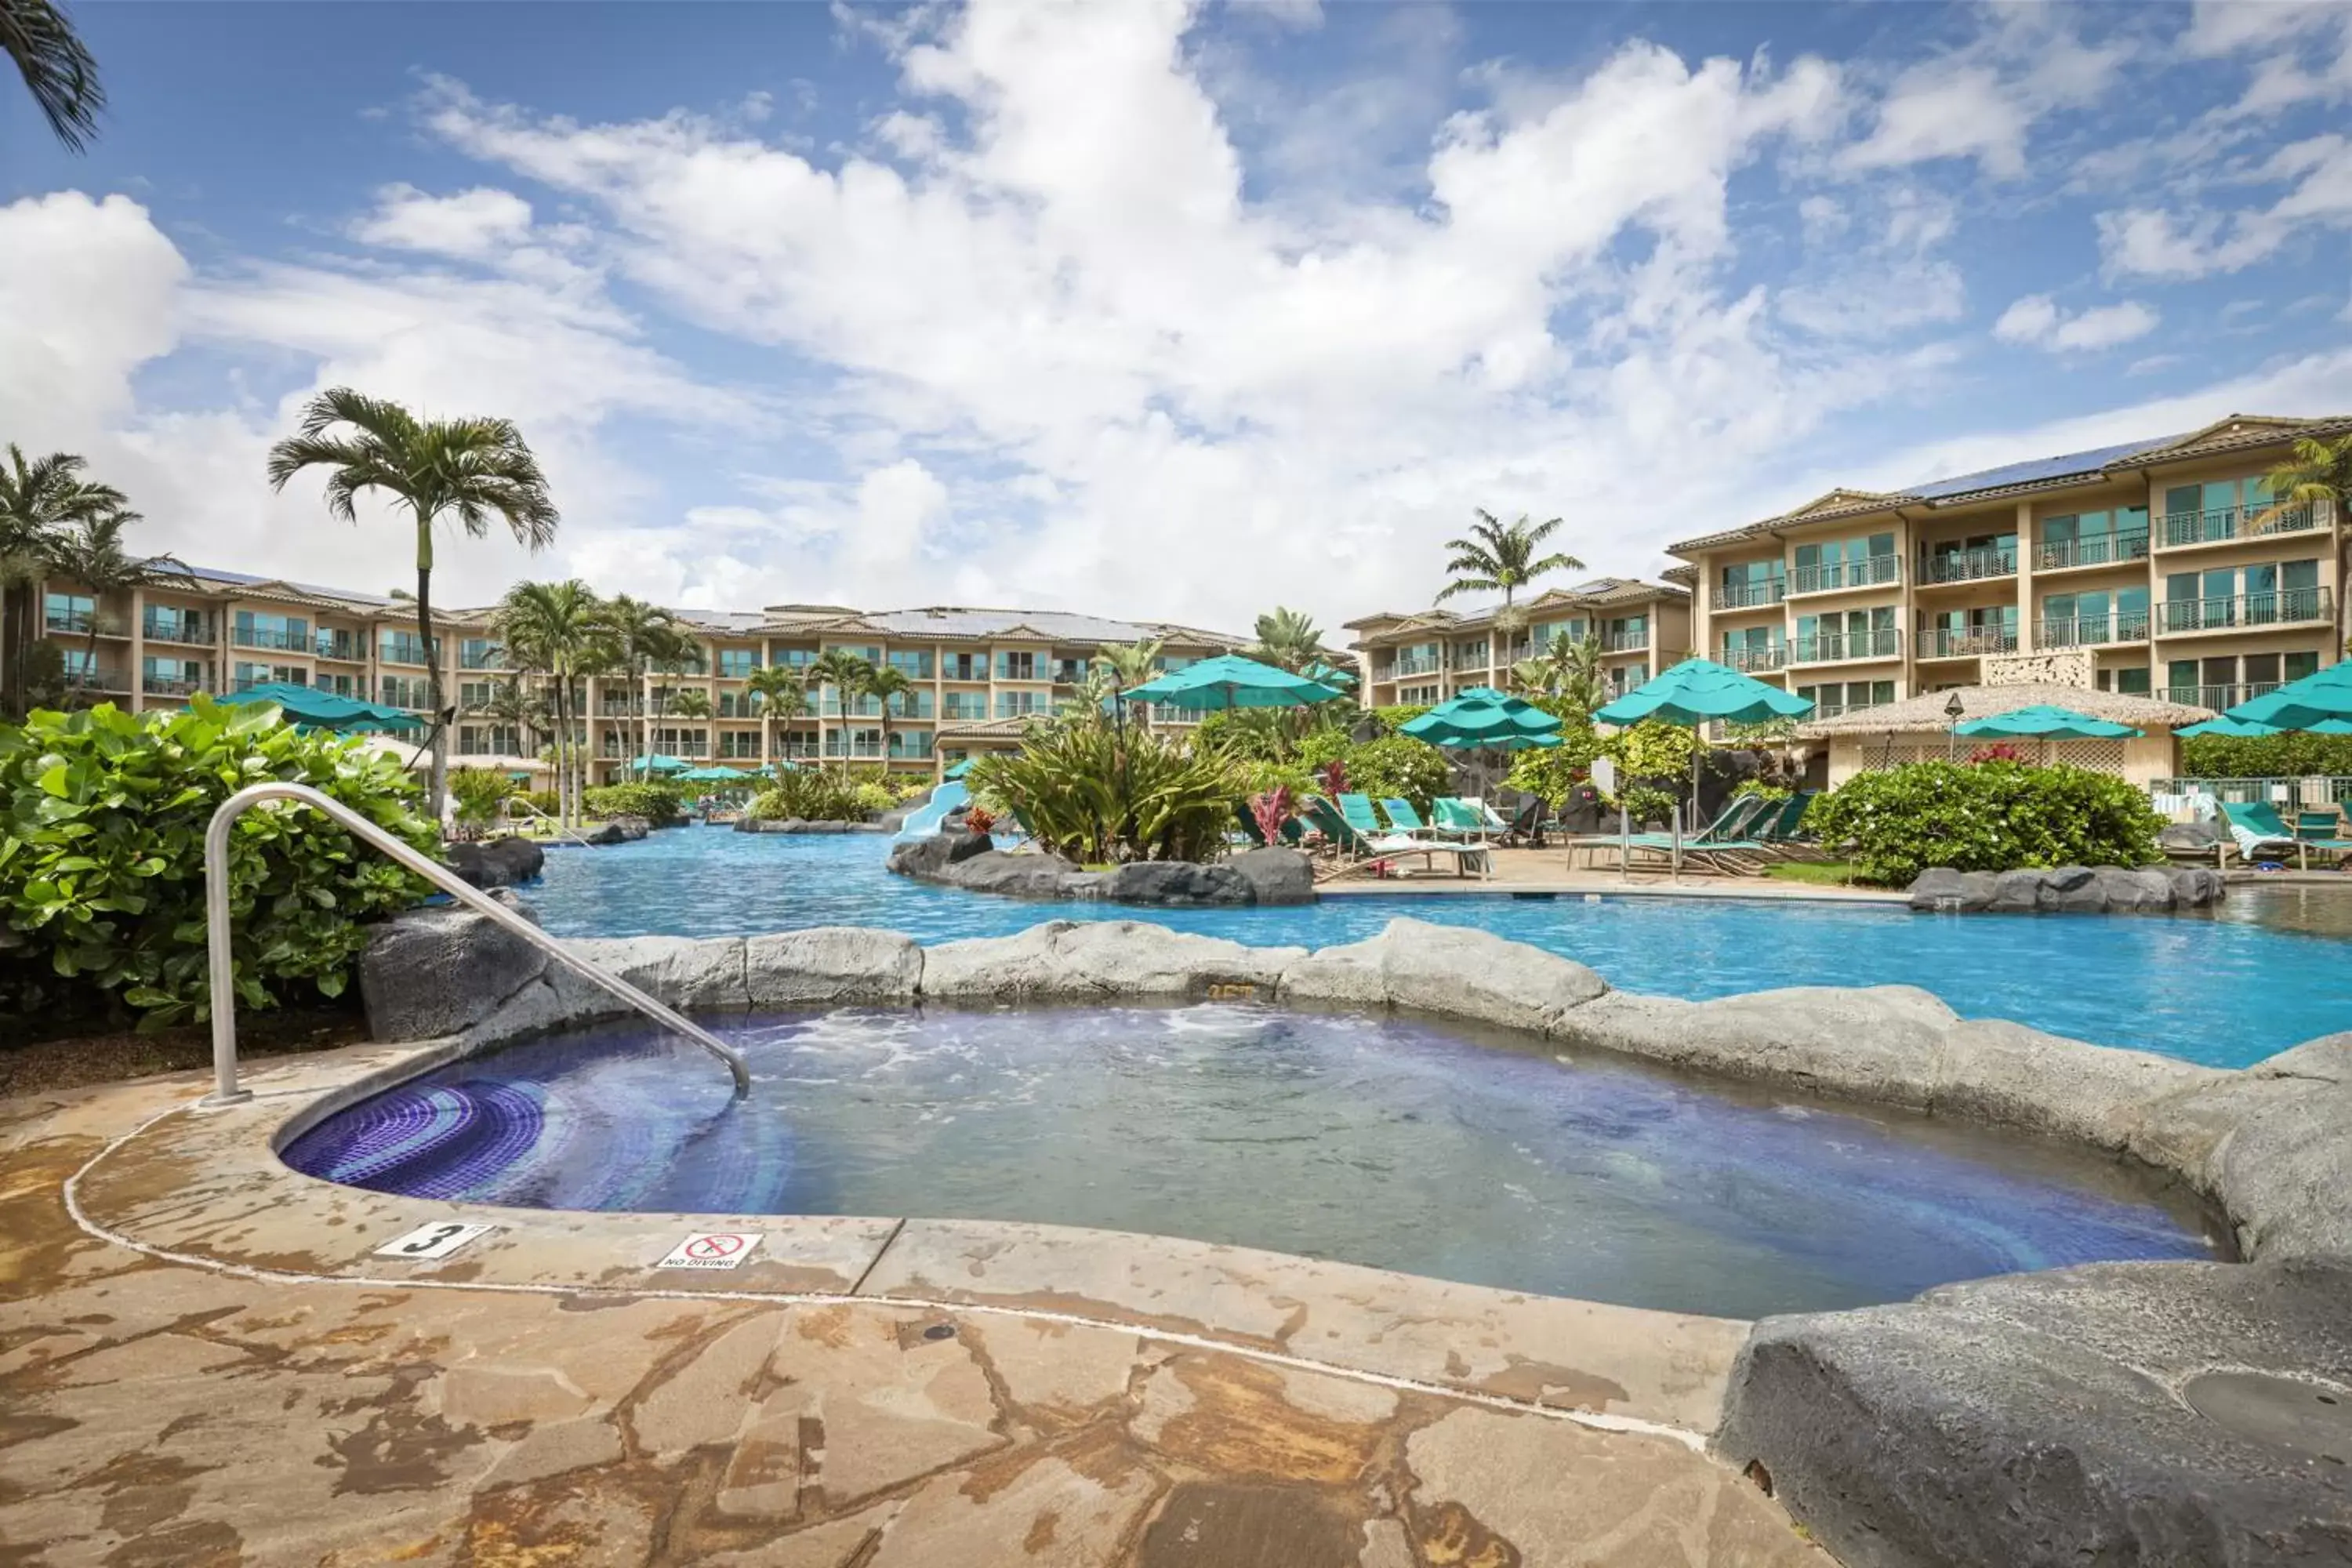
[283,1003,2217,1318]
[520,827,2352,1067]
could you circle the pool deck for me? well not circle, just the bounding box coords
[0,1047,1828,1567]
[1320,847,1904,901]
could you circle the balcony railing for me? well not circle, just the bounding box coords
[1918,546,2016,585]
[1711,580,1785,612]
[230,626,308,652]
[313,634,365,662]
[2038,613,2151,648]
[1600,630,1649,652]
[142,675,205,697]
[1387,655,1442,678]
[142,616,212,645]
[378,640,436,666]
[1719,645,1786,672]
[2158,588,2332,635]
[2165,682,2280,711]
[1918,626,2019,659]
[67,666,129,691]
[48,610,131,637]
[940,663,989,682]
[2036,532,2150,572]
[1790,555,1901,596]
[1791,629,1903,664]
[1802,698,1896,720]
[2161,505,2318,549]
[459,648,506,670]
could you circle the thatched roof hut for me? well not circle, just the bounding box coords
[1792,684,2214,787]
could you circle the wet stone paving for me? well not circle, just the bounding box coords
[0,1075,1827,1567]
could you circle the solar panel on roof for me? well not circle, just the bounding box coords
[1904,434,2184,501]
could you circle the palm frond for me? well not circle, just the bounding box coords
[1,0,105,152]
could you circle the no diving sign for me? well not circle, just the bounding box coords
[656,1232,763,1271]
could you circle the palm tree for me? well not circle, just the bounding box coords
[2257,434,2352,655]
[1247,608,1324,672]
[0,446,125,715]
[595,593,684,777]
[669,687,712,760]
[3,0,106,152]
[38,508,191,701]
[1511,630,1607,716]
[745,664,807,769]
[1436,509,1584,633]
[494,580,600,826]
[865,663,914,768]
[804,648,874,771]
[1091,638,1162,728]
[266,388,559,820]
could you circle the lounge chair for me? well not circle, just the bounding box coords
[1747,792,1823,858]
[2294,809,2352,867]
[1432,798,1502,844]
[1380,798,1445,838]
[1305,796,1489,878]
[2221,802,2306,869]
[1613,795,1777,875]
[1336,793,1392,840]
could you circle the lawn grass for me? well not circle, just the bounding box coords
[1763,858,1865,887]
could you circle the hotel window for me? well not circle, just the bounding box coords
[143,604,208,643]
[230,611,309,652]
[2161,477,2302,544]
[458,725,521,757]
[1051,657,1085,684]
[768,647,815,670]
[460,638,504,670]
[887,649,935,680]
[43,591,94,633]
[942,692,989,720]
[886,688,934,719]
[1455,638,1489,666]
[2096,667,2152,696]
[1717,561,1784,606]
[997,650,1039,681]
[717,648,756,679]
[890,730,933,757]
[314,626,361,660]
[318,673,356,699]
[717,732,763,760]
[996,690,1045,718]
[2038,507,2149,569]
[379,675,430,709]
[1399,683,1440,704]
[1791,532,1896,593]
[943,652,987,680]
[234,662,307,691]
[459,681,499,710]
[1719,626,1782,669]
[654,728,708,752]
[1152,655,1196,673]
[1922,529,2016,580]
[379,630,434,665]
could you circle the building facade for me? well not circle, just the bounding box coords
[1344,578,1695,710]
[1671,414,2350,721]
[13,564,1242,780]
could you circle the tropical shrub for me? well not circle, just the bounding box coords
[746,769,862,822]
[0,699,435,1027]
[849,782,898,817]
[581,782,684,826]
[1236,756,1316,800]
[1247,786,1295,845]
[447,767,518,833]
[966,725,1240,863]
[521,788,560,817]
[1341,734,1452,813]
[1504,719,1608,802]
[2181,732,2352,779]
[1966,742,2030,765]
[964,804,996,835]
[1810,760,2164,887]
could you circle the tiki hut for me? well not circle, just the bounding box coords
[1791,684,2216,787]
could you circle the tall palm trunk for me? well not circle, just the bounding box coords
[637,658,652,781]
[412,522,448,823]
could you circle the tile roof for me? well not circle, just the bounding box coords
[1344,577,1688,640]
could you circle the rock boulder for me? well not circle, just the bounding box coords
[922,920,1301,1000]
[359,892,548,1041]
[1907,864,2220,914]
[1281,918,1608,1034]
[1102,860,1255,905]
[442,836,546,889]
[1229,847,1315,905]
[743,927,923,1005]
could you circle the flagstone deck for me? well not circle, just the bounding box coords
[0,1053,1828,1567]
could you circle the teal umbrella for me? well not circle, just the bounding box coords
[2178,713,2352,738]
[676,765,752,782]
[2226,662,2352,730]
[1593,659,1814,727]
[212,682,423,733]
[1303,659,1359,691]
[1953,705,2142,740]
[626,753,690,775]
[1402,687,1563,750]
[1120,653,1345,711]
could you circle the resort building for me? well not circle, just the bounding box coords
[1343,578,1695,710]
[1671,413,2352,722]
[11,563,1243,779]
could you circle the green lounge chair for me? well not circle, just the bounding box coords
[2294,809,2352,866]
[1306,796,1488,877]
[1747,792,1821,858]
[1380,797,1443,837]
[1617,795,1776,874]
[1433,798,1499,843]
[2222,802,2306,869]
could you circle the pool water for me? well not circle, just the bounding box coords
[281,1003,2218,1319]
[518,828,2352,1067]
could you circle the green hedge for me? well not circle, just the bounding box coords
[581,782,684,826]
[1810,760,2164,887]
[2181,732,2352,779]
[1,699,436,1028]
[746,769,866,822]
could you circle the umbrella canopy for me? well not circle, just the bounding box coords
[1302,659,1359,691]
[1592,659,1815,728]
[2225,662,2352,730]
[676,765,753,782]
[1953,704,2142,740]
[1401,687,1564,750]
[1120,653,1345,711]
[2177,713,2352,738]
[626,753,691,775]
[212,682,424,732]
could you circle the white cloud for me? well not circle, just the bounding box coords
[2100,132,2352,278]
[350,183,535,258]
[1840,9,2130,179]
[1993,293,2158,352]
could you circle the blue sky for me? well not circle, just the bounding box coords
[2,1,2349,631]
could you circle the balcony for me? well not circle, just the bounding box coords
[1918,546,2017,586]
[2161,504,2319,549]
[141,675,205,698]
[459,647,506,670]
[1802,699,1894,721]
[2158,588,2333,636]
[940,663,989,683]
[141,615,211,646]
[1600,630,1649,653]
[230,625,308,652]
[313,634,365,662]
[1387,655,1441,678]
[774,740,822,760]
[1918,627,2019,659]
[1790,629,1903,665]
[47,609,132,637]
[378,639,436,666]
[1789,555,1901,597]
[2039,613,2151,649]
[67,666,129,692]
[2165,682,2279,711]
[1719,646,1786,672]
[2035,532,2150,572]
[1711,581,1785,612]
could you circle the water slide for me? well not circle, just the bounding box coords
[893,780,968,840]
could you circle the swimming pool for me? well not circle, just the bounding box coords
[281,1003,2217,1319]
[516,828,2350,1068]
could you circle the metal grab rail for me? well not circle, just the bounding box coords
[201,781,750,1106]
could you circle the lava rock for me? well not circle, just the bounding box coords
[938,849,1083,898]
[2041,865,2107,913]
[2096,866,2177,912]
[945,829,993,863]
[1908,865,2215,914]
[583,822,627,845]
[1715,1259,2352,1568]
[1989,868,2046,913]
[2169,866,2227,907]
[359,891,547,1040]
[923,920,1301,999]
[887,833,953,877]
[743,927,922,1005]
[1229,847,1315,905]
[1284,917,1609,1035]
[1102,860,1255,906]
[441,835,545,889]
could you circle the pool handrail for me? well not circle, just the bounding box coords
[201,780,752,1107]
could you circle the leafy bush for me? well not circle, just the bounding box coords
[2181,731,2352,779]
[581,782,684,826]
[448,767,518,829]
[850,782,898,817]
[1504,719,1608,802]
[1340,733,1452,812]
[746,768,864,822]
[0,699,435,1027]
[1810,760,2164,887]
[967,725,1239,863]
[521,788,560,817]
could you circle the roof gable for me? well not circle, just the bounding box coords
[1784,488,1904,520]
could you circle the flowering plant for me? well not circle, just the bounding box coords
[1247,786,1294,846]
[964,804,996,834]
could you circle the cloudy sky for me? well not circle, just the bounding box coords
[2,1,2349,635]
